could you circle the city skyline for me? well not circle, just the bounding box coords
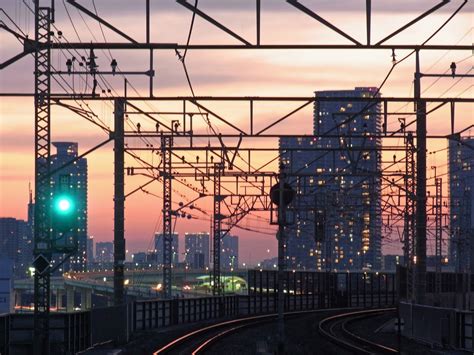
[1,1,472,264]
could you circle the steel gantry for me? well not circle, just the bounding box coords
[434,177,443,295]
[114,98,126,305]
[403,131,416,301]
[33,2,52,353]
[161,135,174,299]
[212,162,224,295]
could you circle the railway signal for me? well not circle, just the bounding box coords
[52,175,77,234]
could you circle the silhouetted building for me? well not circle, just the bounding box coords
[87,236,94,265]
[132,252,147,264]
[27,185,34,246]
[449,136,474,272]
[154,233,179,266]
[22,187,35,276]
[49,142,88,272]
[281,87,382,271]
[383,255,404,271]
[221,234,239,270]
[0,218,31,278]
[259,257,278,270]
[0,259,14,314]
[184,232,210,269]
[96,242,113,263]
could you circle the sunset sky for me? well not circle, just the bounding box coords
[0,0,472,265]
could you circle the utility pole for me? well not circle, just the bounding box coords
[277,169,286,354]
[33,1,52,353]
[161,134,173,299]
[404,131,416,301]
[114,98,126,305]
[434,173,442,296]
[212,163,224,295]
[414,50,427,304]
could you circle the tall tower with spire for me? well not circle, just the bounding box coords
[27,183,34,231]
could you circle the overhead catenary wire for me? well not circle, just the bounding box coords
[10,0,471,265]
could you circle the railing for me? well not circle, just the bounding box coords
[247,270,397,312]
[133,296,240,331]
[131,271,398,332]
[458,310,473,350]
[398,266,474,298]
[0,311,90,355]
[6,269,471,354]
[0,313,9,355]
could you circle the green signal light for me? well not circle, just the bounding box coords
[54,195,74,214]
[58,199,71,211]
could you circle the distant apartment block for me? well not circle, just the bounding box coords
[449,136,474,272]
[0,217,32,278]
[221,234,239,270]
[154,233,179,266]
[96,242,114,263]
[184,232,210,269]
[87,236,94,265]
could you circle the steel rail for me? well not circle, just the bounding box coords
[154,308,359,354]
[341,313,398,354]
[318,308,397,354]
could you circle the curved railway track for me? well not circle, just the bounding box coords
[154,308,348,354]
[154,307,398,354]
[153,313,272,355]
[318,308,398,354]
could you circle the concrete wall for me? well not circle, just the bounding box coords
[90,304,131,345]
[399,302,473,351]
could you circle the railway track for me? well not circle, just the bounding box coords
[154,308,352,354]
[153,313,272,355]
[154,307,398,354]
[318,308,398,354]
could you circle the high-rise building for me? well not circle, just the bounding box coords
[27,185,34,239]
[184,232,210,269]
[0,259,14,314]
[25,187,35,275]
[281,87,382,271]
[448,136,474,272]
[221,234,239,270]
[0,217,31,278]
[280,137,321,270]
[49,142,88,272]
[96,242,114,263]
[87,236,94,265]
[154,233,179,266]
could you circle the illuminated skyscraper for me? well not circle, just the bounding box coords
[184,232,210,269]
[281,87,382,271]
[49,142,88,272]
[448,136,474,272]
[221,234,239,271]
